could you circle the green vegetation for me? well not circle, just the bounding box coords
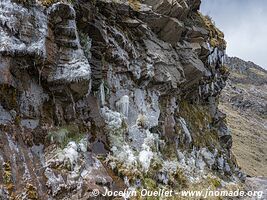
[179,101,220,149]
[47,124,84,148]
[207,176,221,188]
[198,12,226,49]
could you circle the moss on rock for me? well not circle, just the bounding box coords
[179,101,220,149]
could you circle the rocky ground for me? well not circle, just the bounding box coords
[245,177,267,200]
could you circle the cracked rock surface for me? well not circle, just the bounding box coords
[0,0,246,199]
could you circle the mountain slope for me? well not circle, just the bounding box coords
[220,56,267,177]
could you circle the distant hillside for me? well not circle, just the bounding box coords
[226,56,267,85]
[220,56,267,176]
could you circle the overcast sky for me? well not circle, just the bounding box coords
[200,0,267,69]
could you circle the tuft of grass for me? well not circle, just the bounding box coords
[198,12,226,49]
[208,176,221,188]
[144,178,157,189]
[178,101,220,149]
[47,124,84,148]
[26,183,38,199]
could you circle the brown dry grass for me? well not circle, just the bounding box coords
[219,103,267,176]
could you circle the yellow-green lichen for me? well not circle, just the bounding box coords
[173,168,188,189]
[3,162,12,184]
[26,183,38,200]
[144,178,157,189]
[220,65,230,76]
[3,161,14,194]
[128,0,141,11]
[207,176,221,188]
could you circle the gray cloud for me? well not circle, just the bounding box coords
[200,0,267,69]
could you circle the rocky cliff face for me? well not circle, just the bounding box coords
[0,0,243,199]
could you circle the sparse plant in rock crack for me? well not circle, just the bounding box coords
[46,124,85,149]
[79,31,92,59]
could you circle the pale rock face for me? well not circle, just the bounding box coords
[179,117,192,144]
[131,89,160,128]
[116,95,130,117]
[0,105,12,125]
[101,106,124,129]
[0,0,47,58]
[47,3,91,84]
[20,119,39,129]
[201,148,216,168]
[19,80,49,118]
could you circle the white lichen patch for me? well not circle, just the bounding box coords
[0,0,48,58]
[112,145,137,168]
[116,95,130,117]
[46,139,86,170]
[44,137,112,197]
[101,106,125,129]
[138,144,154,172]
[105,116,164,178]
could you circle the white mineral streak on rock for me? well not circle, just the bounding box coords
[179,117,192,144]
[132,89,160,128]
[6,132,19,153]
[101,106,124,129]
[116,95,130,117]
[23,162,31,181]
[99,82,106,106]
